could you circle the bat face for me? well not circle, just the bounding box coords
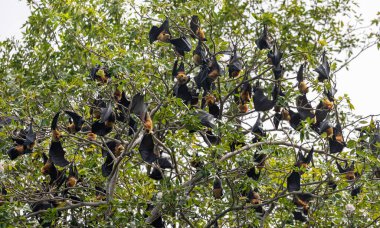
[176,72,189,85]
[281,109,291,121]
[66,176,78,188]
[193,54,202,66]
[114,88,122,101]
[205,93,216,106]
[322,98,334,110]
[208,69,219,80]
[144,113,153,133]
[239,103,248,113]
[298,81,309,94]
[87,132,97,141]
[157,31,171,42]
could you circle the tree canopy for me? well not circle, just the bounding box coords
[0,0,379,227]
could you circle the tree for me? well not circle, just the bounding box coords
[0,0,379,227]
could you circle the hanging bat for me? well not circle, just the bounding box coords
[102,140,125,177]
[295,148,314,169]
[170,36,192,56]
[213,177,223,199]
[255,25,271,50]
[228,49,242,78]
[247,166,261,181]
[296,95,315,121]
[336,161,356,181]
[207,57,223,80]
[65,111,84,134]
[329,123,346,153]
[172,61,189,85]
[252,82,278,111]
[287,171,301,192]
[193,40,206,66]
[267,43,283,66]
[139,133,158,164]
[314,51,330,82]
[190,15,206,41]
[293,193,313,215]
[149,18,171,44]
[91,103,116,136]
[90,65,111,83]
[297,63,309,94]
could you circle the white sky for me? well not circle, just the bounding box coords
[0,0,379,116]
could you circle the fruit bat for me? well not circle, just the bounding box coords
[297,63,309,94]
[208,57,222,80]
[213,177,223,199]
[252,113,266,143]
[193,40,206,66]
[49,113,69,167]
[240,82,252,104]
[247,166,261,181]
[196,110,215,129]
[293,193,313,215]
[287,171,301,192]
[91,103,116,136]
[174,83,193,104]
[170,36,192,55]
[296,95,315,121]
[139,133,158,164]
[293,211,307,222]
[90,97,107,119]
[295,148,314,169]
[149,167,164,180]
[158,157,173,169]
[66,164,78,188]
[204,93,219,118]
[314,51,330,82]
[247,189,265,215]
[131,93,147,119]
[95,186,106,200]
[324,86,336,102]
[351,185,361,197]
[252,82,278,111]
[254,152,267,169]
[145,199,165,228]
[8,123,37,160]
[30,200,55,227]
[143,112,153,133]
[288,110,302,131]
[336,161,356,181]
[229,140,245,152]
[328,178,338,190]
[41,153,59,184]
[228,49,242,78]
[102,140,124,177]
[65,111,84,133]
[190,153,204,168]
[267,43,283,66]
[205,130,220,145]
[255,25,271,50]
[90,65,111,83]
[172,60,189,85]
[315,101,330,125]
[190,15,206,41]
[272,64,284,80]
[329,123,346,153]
[318,119,333,137]
[195,65,213,91]
[149,18,171,44]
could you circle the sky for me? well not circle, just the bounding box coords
[0,0,379,116]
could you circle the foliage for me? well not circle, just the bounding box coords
[0,0,379,227]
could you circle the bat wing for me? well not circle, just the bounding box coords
[131,93,147,118]
[297,63,305,82]
[149,26,160,44]
[158,157,173,169]
[51,112,60,130]
[139,134,157,163]
[49,141,69,167]
[170,37,192,52]
[287,171,301,192]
